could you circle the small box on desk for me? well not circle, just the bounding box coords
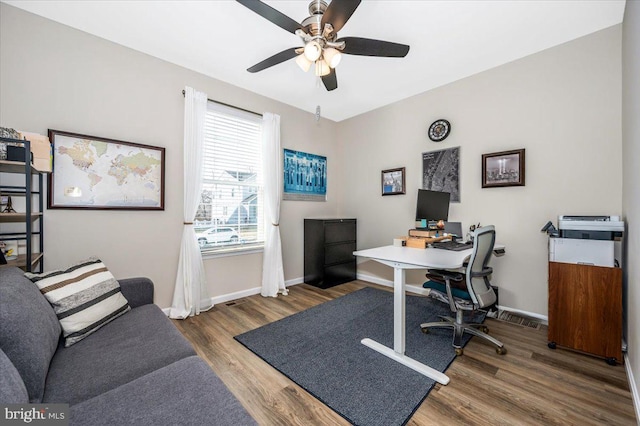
[393,237,407,247]
[406,237,429,249]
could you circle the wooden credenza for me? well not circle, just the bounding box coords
[548,261,622,364]
[304,219,357,289]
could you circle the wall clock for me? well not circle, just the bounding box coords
[428,119,451,142]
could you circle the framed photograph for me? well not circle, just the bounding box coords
[48,130,165,210]
[381,167,406,196]
[283,148,327,201]
[482,149,525,188]
[422,146,460,202]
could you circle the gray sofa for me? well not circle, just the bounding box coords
[0,266,256,425]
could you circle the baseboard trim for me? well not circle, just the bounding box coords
[356,272,393,287]
[160,277,306,316]
[625,353,640,422]
[357,273,548,323]
[497,306,548,325]
[286,276,305,287]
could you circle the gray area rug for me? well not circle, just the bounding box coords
[235,287,485,426]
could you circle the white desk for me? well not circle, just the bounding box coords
[352,245,478,386]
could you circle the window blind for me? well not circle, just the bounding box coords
[195,101,264,253]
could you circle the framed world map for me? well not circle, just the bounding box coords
[48,130,165,210]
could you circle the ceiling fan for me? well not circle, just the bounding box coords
[236,0,410,91]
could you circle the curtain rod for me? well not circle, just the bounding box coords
[181,90,262,117]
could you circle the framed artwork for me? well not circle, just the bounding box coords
[482,149,525,188]
[48,130,165,210]
[422,146,460,202]
[283,148,327,201]
[381,167,406,196]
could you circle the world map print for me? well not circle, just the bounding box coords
[50,134,164,209]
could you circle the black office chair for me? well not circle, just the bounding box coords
[420,225,506,356]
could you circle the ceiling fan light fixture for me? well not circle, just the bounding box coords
[304,40,322,61]
[323,47,342,68]
[315,59,331,77]
[295,54,312,72]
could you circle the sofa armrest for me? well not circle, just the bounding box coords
[118,277,154,308]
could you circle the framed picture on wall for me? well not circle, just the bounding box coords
[482,149,525,188]
[422,147,460,202]
[283,148,327,201]
[381,167,406,196]
[48,130,165,210]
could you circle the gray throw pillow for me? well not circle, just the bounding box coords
[25,258,131,347]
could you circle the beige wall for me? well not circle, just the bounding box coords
[0,3,342,308]
[338,25,622,317]
[0,4,626,319]
[622,0,640,415]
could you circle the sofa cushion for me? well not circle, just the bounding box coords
[0,267,61,403]
[25,258,131,347]
[70,356,256,426]
[42,304,196,405]
[0,348,29,403]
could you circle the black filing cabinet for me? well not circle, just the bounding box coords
[304,219,357,288]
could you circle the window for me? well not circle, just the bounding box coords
[195,101,263,254]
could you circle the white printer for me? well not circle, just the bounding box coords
[558,215,624,239]
[550,216,624,267]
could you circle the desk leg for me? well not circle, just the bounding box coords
[394,267,406,353]
[360,264,450,385]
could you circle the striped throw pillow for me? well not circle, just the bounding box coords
[25,259,131,347]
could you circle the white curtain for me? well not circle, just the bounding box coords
[261,113,286,297]
[169,86,213,319]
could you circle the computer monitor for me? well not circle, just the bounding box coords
[415,189,450,223]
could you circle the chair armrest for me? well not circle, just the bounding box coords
[118,277,154,308]
[470,267,493,278]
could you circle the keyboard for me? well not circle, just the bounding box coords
[431,240,473,251]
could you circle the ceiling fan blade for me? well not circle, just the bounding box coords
[322,69,338,91]
[236,0,302,34]
[338,37,410,57]
[321,0,361,33]
[247,48,299,73]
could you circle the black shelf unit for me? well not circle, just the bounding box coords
[0,137,45,272]
[304,218,357,288]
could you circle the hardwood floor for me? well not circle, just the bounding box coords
[172,280,637,425]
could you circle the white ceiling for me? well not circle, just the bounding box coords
[4,0,626,122]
